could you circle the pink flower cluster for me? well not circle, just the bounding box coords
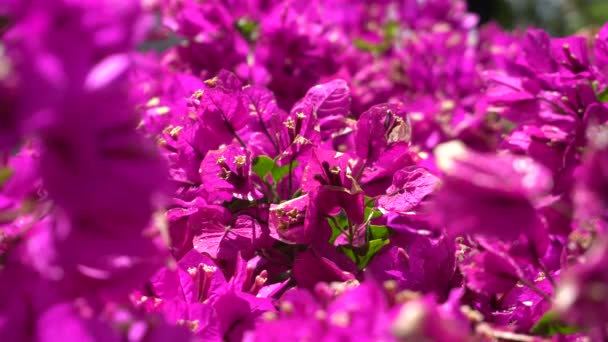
[1,0,607,341]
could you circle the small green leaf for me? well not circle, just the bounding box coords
[531,310,580,336]
[252,155,275,179]
[383,21,399,41]
[368,225,390,240]
[364,206,383,222]
[597,87,608,102]
[0,167,13,186]
[327,209,349,244]
[339,238,390,270]
[360,238,390,268]
[353,38,388,53]
[291,188,303,198]
[339,245,357,263]
[364,195,377,207]
[270,160,299,183]
[353,21,399,54]
[253,156,299,187]
[235,17,259,42]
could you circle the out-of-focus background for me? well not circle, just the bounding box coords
[469,0,608,35]
[138,0,608,52]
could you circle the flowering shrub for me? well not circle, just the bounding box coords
[1,0,608,341]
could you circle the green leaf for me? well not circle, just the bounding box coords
[354,21,400,54]
[0,167,13,186]
[339,245,357,263]
[597,87,608,102]
[253,156,299,185]
[327,209,349,244]
[383,21,399,41]
[235,17,259,42]
[368,225,390,240]
[531,310,580,336]
[353,38,388,53]
[252,155,275,179]
[339,238,390,270]
[364,195,377,207]
[364,206,383,222]
[270,160,299,183]
[291,188,303,199]
[360,238,390,268]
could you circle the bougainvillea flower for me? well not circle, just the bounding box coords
[268,194,309,244]
[189,204,260,260]
[199,144,259,202]
[367,231,455,295]
[4,0,608,340]
[292,250,355,290]
[211,290,276,341]
[240,85,288,158]
[241,288,324,342]
[460,248,521,296]
[492,277,552,332]
[41,128,168,236]
[35,302,121,342]
[555,239,608,332]
[390,290,471,342]
[574,135,608,231]
[378,166,439,214]
[161,0,248,79]
[355,103,411,165]
[433,141,552,240]
[300,148,355,194]
[149,249,226,304]
[595,23,608,77]
[254,4,346,109]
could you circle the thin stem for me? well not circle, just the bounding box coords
[364,196,377,207]
[226,120,247,150]
[525,239,558,289]
[518,276,552,303]
[325,215,347,236]
[538,261,557,288]
[286,149,303,199]
[354,140,373,183]
[535,96,569,116]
